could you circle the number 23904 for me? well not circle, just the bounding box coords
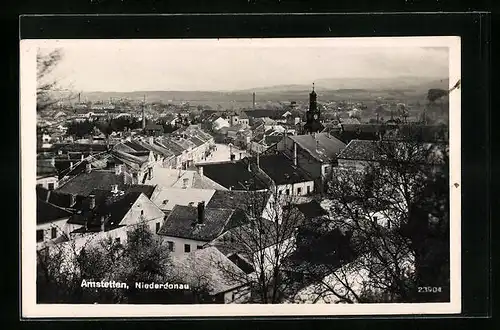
[418,286,442,293]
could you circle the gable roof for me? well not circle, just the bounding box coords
[206,190,271,215]
[158,205,241,241]
[289,133,346,163]
[125,184,157,199]
[37,198,73,225]
[68,190,142,230]
[56,170,130,197]
[170,246,249,295]
[258,153,313,185]
[151,187,216,211]
[201,161,268,191]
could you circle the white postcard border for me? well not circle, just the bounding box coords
[21,36,461,318]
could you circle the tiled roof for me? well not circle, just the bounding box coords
[68,190,142,230]
[289,133,346,163]
[156,139,184,156]
[56,170,130,197]
[37,160,58,177]
[258,153,313,185]
[188,136,205,147]
[170,246,248,295]
[151,187,215,211]
[52,143,110,153]
[206,190,271,215]
[201,161,269,191]
[124,141,150,152]
[210,217,283,259]
[158,205,236,241]
[37,198,72,224]
[125,184,157,199]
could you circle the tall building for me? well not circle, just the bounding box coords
[303,83,323,134]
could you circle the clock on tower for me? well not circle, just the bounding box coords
[304,83,323,134]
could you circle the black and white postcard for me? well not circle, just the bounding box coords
[21,37,461,317]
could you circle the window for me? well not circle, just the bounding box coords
[306,185,311,194]
[285,189,290,195]
[48,182,55,191]
[197,245,203,250]
[278,190,282,195]
[115,237,121,244]
[50,227,57,239]
[156,222,160,233]
[140,210,144,216]
[184,244,191,253]
[36,230,44,242]
[297,187,302,195]
[167,241,175,252]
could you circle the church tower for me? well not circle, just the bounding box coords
[304,83,323,134]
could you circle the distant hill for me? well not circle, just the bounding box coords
[69,76,449,104]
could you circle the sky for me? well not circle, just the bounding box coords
[38,38,450,93]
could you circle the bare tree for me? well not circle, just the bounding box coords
[208,186,304,304]
[288,138,449,303]
[36,48,76,113]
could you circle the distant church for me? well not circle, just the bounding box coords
[303,83,324,134]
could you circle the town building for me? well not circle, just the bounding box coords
[170,246,251,303]
[273,133,346,187]
[157,201,248,257]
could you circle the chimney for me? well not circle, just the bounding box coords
[293,142,298,166]
[89,194,96,209]
[50,157,55,167]
[197,201,205,224]
[148,136,154,145]
[81,153,85,161]
[70,194,76,207]
[198,166,204,177]
[85,163,92,173]
[115,164,123,175]
[252,92,256,109]
[100,216,105,232]
[247,161,251,172]
[69,161,74,170]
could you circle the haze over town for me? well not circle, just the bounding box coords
[41,38,449,93]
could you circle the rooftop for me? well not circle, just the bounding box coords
[258,153,313,185]
[68,190,142,231]
[170,246,249,295]
[151,187,216,211]
[36,198,73,225]
[201,161,268,191]
[289,133,346,163]
[56,170,130,197]
[158,204,246,241]
[206,190,271,215]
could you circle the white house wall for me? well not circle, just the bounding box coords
[160,235,208,257]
